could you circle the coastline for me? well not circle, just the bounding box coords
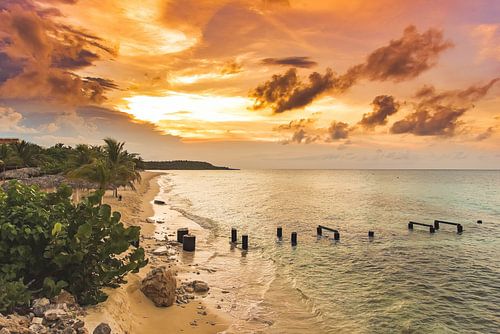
[83,171,229,333]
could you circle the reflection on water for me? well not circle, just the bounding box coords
[159,170,500,333]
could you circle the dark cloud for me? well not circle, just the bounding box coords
[251,68,351,113]
[0,0,115,105]
[391,79,499,136]
[220,60,242,74]
[262,56,317,68]
[358,95,400,129]
[83,77,119,90]
[276,118,319,144]
[328,121,350,140]
[251,25,453,113]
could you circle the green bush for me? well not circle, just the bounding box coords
[0,181,147,311]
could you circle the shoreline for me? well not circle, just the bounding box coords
[83,171,229,333]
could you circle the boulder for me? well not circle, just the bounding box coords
[43,308,68,322]
[93,323,111,334]
[32,298,51,317]
[140,267,176,307]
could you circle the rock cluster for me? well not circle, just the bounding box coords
[0,291,110,334]
[175,280,209,305]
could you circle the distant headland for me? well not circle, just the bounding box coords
[144,160,237,170]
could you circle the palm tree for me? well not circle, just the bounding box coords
[67,138,142,198]
[12,140,41,167]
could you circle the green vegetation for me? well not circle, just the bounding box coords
[0,181,147,312]
[144,160,236,170]
[0,138,143,196]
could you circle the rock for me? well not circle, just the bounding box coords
[33,298,51,317]
[146,218,155,223]
[92,323,111,334]
[140,267,176,307]
[77,328,89,334]
[53,290,77,306]
[152,246,169,256]
[44,309,68,322]
[192,281,209,293]
[29,324,47,333]
[0,328,10,334]
[31,317,44,325]
[63,328,77,334]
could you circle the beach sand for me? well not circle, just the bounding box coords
[83,171,229,334]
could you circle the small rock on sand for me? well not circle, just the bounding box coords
[93,323,111,334]
[152,246,169,255]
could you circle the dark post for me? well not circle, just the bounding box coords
[408,222,414,230]
[317,226,322,236]
[291,232,297,246]
[430,226,436,233]
[368,231,374,238]
[242,235,249,250]
[182,234,196,251]
[231,228,237,243]
[477,220,482,224]
[277,227,283,239]
[457,224,463,234]
[434,221,440,230]
[333,231,340,240]
[177,228,189,243]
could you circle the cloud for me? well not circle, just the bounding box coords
[475,127,494,141]
[261,56,317,68]
[391,78,499,136]
[250,25,452,113]
[471,24,500,61]
[0,0,115,105]
[358,95,400,129]
[0,106,37,133]
[328,121,350,140]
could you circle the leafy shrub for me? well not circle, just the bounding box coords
[0,181,147,310]
[0,278,31,313]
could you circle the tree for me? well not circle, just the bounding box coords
[11,140,41,167]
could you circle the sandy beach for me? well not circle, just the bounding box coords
[83,171,229,334]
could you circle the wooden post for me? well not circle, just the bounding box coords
[177,228,189,243]
[408,222,414,230]
[317,226,322,236]
[291,232,297,246]
[182,234,196,251]
[277,227,283,239]
[477,220,482,224]
[231,228,237,243]
[333,231,340,240]
[368,231,374,238]
[242,235,248,250]
[434,221,440,230]
[430,226,436,233]
[457,224,463,234]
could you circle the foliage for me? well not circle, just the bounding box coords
[0,181,147,310]
[0,278,31,313]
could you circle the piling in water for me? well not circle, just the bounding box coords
[242,234,249,250]
[408,222,414,230]
[291,232,297,246]
[333,231,340,240]
[277,226,283,239]
[368,231,374,238]
[477,220,482,224]
[231,228,237,243]
[457,224,463,234]
[430,226,436,233]
[317,226,322,236]
[177,228,189,243]
[183,234,196,251]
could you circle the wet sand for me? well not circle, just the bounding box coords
[84,171,229,334]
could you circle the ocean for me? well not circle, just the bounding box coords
[155,170,500,333]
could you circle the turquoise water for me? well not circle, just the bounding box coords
[160,170,500,333]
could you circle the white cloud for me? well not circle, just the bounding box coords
[0,106,37,134]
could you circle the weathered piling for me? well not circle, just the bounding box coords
[153,199,165,205]
[277,226,283,239]
[477,220,482,224]
[177,227,189,243]
[368,231,375,238]
[183,234,196,251]
[317,226,322,236]
[333,231,340,240]
[408,221,435,233]
[434,220,463,234]
[291,232,297,246]
[242,234,249,250]
[231,228,237,243]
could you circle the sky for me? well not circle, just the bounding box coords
[0,0,499,169]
